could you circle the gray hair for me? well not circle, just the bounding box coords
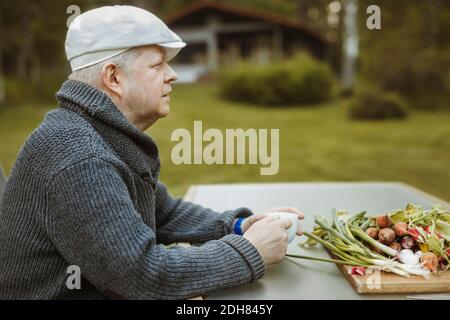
[68,47,143,87]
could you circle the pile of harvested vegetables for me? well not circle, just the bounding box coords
[287,204,450,278]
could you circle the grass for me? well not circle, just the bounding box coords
[0,83,449,201]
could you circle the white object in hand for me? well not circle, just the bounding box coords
[267,212,298,243]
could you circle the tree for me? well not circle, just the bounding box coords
[0,1,5,107]
[358,0,450,109]
[341,0,358,90]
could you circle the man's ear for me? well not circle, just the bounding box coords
[100,62,125,99]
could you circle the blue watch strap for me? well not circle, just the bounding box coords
[234,217,245,236]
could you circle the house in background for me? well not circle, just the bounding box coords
[165,0,328,83]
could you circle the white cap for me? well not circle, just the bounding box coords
[66,5,186,71]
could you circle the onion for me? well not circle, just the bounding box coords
[397,249,420,265]
[420,252,439,272]
[378,228,396,244]
[389,242,402,252]
[393,222,408,237]
[375,214,392,228]
[366,227,379,239]
[401,236,415,249]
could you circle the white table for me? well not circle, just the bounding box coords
[183,182,450,300]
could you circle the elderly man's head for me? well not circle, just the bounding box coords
[65,6,185,131]
[69,45,178,131]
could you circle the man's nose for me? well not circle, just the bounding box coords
[165,65,178,83]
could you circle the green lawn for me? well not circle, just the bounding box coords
[1,83,449,201]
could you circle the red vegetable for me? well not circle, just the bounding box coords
[366,227,379,239]
[439,256,448,269]
[408,227,420,241]
[348,266,366,276]
[401,236,415,249]
[375,214,392,229]
[378,228,396,244]
[421,252,439,272]
[393,222,408,237]
[389,242,402,252]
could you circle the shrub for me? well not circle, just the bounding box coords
[360,47,450,110]
[3,69,66,106]
[219,53,335,106]
[349,88,408,120]
[3,78,34,105]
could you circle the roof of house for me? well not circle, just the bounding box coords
[165,0,327,44]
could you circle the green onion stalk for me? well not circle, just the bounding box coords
[289,212,431,278]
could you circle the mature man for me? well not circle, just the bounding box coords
[0,6,303,299]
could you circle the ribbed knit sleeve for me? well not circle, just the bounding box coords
[44,157,265,299]
[154,182,253,244]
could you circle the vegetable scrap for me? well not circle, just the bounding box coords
[287,204,450,278]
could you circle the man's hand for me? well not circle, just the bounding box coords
[243,215,293,265]
[240,207,305,235]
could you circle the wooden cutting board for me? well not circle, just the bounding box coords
[337,264,450,294]
[324,249,450,294]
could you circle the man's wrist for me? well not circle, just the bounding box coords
[232,217,245,235]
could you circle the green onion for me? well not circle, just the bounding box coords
[285,254,365,266]
[349,225,398,257]
[294,206,448,278]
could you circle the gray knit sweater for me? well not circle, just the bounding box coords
[0,80,265,300]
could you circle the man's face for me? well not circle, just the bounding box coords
[121,45,177,127]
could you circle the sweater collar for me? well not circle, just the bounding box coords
[55,79,160,184]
